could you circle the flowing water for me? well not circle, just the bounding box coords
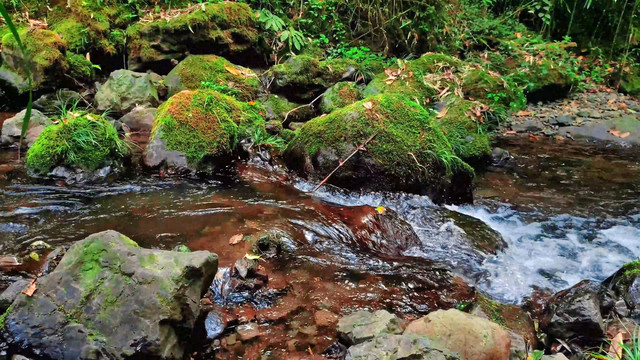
[0,134,639,355]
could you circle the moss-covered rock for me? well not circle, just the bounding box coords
[434,97,491,164]
[144,90,265,172]
[320,82,363,113]
[261,94,315,123]
[268,55,358,102]
[66,52,95,81]
[0,28,68,94]
[284,93,474,203]
[26,113,129,175]
[619,67,640,97]
[165,55,259,101]
[126,2,259,73]
[362,55,449,107]
[3,230,218,359]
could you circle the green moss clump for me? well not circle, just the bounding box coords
[286,94,473,193]
[269,55,359,101]
[411,53,462,72]
[26,113,129,174]
[1,28,68,87]
[66,52,95,81]
[165,55,259,101]
[152,90,265,165]
[434,98,491,163]
[320,82,363,113]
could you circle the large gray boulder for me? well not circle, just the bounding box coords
[0,109,50,147]
[95,70,160,115]
[346,333,460,360]
[3,230,218,360]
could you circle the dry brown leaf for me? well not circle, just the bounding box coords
[608,332,624,360]
[620,132,631,138]
[229,234,244,245]
[619,102,628,110]
[363,101,374,110]
[516,110,532,117]
[224,64,242,76]
[609,129,631,138]
[436,107,448,119]
[22,279,37,297]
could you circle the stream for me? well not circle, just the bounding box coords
[0,133,639,355]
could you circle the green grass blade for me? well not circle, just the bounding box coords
[0,3,33,158]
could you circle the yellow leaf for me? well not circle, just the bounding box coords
[436,107,448,119]
[224,64,242,76]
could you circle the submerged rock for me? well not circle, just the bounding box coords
[0,109,50,148]
[3,230,218,359]
[284,94,474,203]
[338,310,405,345]
[95,70,160,115]
[404,309,511,360]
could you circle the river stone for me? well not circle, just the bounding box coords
[33,90,85,116]
[404,309,511,360]
[4,230,218,360]
[345,333,460,360]
[142,129,190,173]
[546,280,604,345]
[119,106,157,133]
[0,109,50,147]
[0,279,30,312]
[551,114,575,126]
[95,70,160,115]
[338,310,404,345]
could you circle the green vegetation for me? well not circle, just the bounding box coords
[592,331,640,360]
[26,113,129,174]
[165,55,260,100]
[152,90,265,166]
[320,82,362,114]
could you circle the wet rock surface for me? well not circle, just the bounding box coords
[0,110,50,148]
[95,70,161,115]
[2,230,218,360]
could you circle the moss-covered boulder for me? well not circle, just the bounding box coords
[619,67,640,97]
[26,113,129,176]
[433,98,491,164]
[284,94,474,203]
[165,55,259,101]
[0,28,68,95]
[95,70,160,115]
[262,94,316,123]
[320,82,363,114]
[268,55,358,102]
[126,2,259,73]
[143,90,265,173]
[3,230,218,359]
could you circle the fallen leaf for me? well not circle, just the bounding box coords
[609,129,631,138]
[376,206,386,214]
[22,279,37,297]
[224,64,242,76]
[619,102,628,110]
[515,32,522,38]
[528,133,538,141]
[229,234,243,245]
[248,100,256,105]
[516,110,532,117]
[436,107,448,119]
[608,332,624,360]
[363,101,373,110]
[504,130,517,135]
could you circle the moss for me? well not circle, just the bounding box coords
[66,52,95,81]
[152,90,265,165]
[26,113,129,174]
[0,304,13,329]
[51,18,88,53]
[287,93,473,187]
[165,55,259,101]
[320,82,363,113]
[434,97,491,163]
[411,53,462,71]
[476,295,506,327]
[363,57,439,106]
[461,69,525,111]
[269,55,359,100]
[1,28,68,86]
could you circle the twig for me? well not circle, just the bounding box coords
[282,92,324,124]
[312,132,378,192]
